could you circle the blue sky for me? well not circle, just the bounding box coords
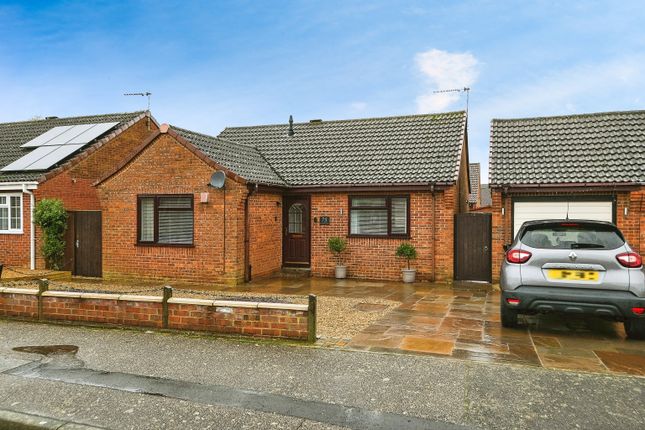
[1,1,644,181]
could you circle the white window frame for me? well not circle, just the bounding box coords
[0,193,23,234]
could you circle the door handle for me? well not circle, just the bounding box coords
[483,246,488,252]
[75,240,80,248]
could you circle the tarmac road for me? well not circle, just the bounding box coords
[0,320,643,429]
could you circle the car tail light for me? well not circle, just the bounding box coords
[632,307,645,315]
[506,249,532,264]
[506,298,521,305]
[616,252,643,268]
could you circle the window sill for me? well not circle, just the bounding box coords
[0,230,24,235]
[136,243,195,248]
[347,234,410,240]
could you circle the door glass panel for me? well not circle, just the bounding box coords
[288,204,303,234]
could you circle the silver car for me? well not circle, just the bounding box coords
[500,219,645,339]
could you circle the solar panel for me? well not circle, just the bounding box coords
[1,146,60,171]
[21,126,74,147]
[25,144,85,170]
[21,122,119,147]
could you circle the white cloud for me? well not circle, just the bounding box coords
[415,49,479,112]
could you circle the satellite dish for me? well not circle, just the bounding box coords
[209,171,226,189]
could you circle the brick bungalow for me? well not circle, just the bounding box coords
[95,112,470,284]
[0,111,158,273]
[489,110,645,281]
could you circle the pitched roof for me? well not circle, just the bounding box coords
[0,111,145,183]
[468,163,480,203]
[490,110,645,186]
[217,111,467,186]
[173,127,286,186]
[480,184,492,207]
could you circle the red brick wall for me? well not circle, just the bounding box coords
[309,187,458,281]
[248,192,282,279]
[0,290,310,341]
[0,291,38,318]
[42,296,163,328]
[490,188,643,282]
[168,302,307,340]
[98,133,251,284]
[0,193,32,267]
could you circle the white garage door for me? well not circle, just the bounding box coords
[513,200,613,238]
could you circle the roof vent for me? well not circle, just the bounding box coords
[288,115,294,137]
[309,119,322,124]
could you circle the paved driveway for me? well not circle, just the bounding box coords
[241,277,645,376]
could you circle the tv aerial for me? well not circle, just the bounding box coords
[124,92,152,111]
[433,87,470,114]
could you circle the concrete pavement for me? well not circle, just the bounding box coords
[0,320,643,429]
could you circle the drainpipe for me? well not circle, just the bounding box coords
[22,185,36,270]
[244,183,258,282]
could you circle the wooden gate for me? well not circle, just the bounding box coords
[454,213,492,282]
[72,211,102,277]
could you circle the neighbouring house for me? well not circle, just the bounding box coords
[95,112,470,284]
[468,163,481,208]
[480,184,492,208]
[489,110,645,281]
[0,111,158,275]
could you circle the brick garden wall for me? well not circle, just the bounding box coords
[0,287,312,341]
[309,187,458,282]
[490,188,643,282]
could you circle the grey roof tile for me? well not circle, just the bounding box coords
[0,112,145,183]
[217,112,467,186]
[490,110,645,185]
[173,127,286,186]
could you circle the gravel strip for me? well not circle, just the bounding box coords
[3,280,397,340]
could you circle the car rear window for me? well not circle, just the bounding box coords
[520,223,624,250]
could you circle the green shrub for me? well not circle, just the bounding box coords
[395,242,417,269]
[34,199,68,270]
[327,236,348,265]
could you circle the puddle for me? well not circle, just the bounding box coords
[13,345,79,355]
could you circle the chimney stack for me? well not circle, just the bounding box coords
[288,115,294,137]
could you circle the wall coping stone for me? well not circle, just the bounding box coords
[1,288,39,295]
[257,302,309,311]
[167,297,215,306]
[117,295,163,303]
[42,291,83,298]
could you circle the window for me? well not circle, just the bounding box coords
[137,195,194,246]
[520,222,624,250]
[349,196,409,237]
[288,203,304,234]
[0,194,22,234]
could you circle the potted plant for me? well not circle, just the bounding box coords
[396,242,417,283]
[327,236,348,279]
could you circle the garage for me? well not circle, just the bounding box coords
[512,199,613,237]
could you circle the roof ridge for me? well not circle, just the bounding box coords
[492,109,645,123]
[0,111,147,127]
[221,110,467,131]
[172,125,259,149]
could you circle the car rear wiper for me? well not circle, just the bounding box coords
[571,243,605,249]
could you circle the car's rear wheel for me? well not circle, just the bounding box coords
[624,319,645,340]
[500,304,519,328]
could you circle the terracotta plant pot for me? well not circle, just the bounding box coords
[335,265,347,279]
[401,269,416,283]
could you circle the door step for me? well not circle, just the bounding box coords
[280,267,312,278]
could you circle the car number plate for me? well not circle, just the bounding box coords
[547,269,599,282]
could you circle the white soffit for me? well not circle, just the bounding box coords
[21,122,119,147]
